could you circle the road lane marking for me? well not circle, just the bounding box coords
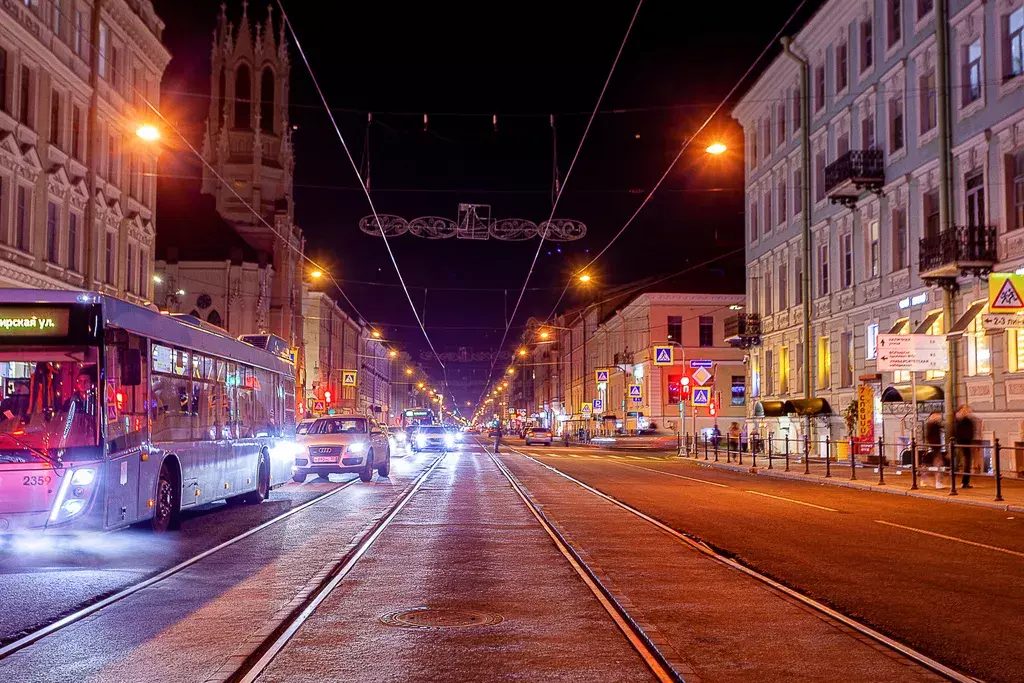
[568,454,581,458]
[614,461,730,488]
[875,520,1024,559]
[545,453,560,458]
[746,490,838,512]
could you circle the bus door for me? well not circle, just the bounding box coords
[103,331,148,528]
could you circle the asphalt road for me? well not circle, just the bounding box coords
[509,444,1024,683]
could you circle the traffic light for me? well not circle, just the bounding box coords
[680,376,690,399]
[324,390,333,405]
[708,398,716,417]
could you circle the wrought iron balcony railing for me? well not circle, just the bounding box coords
[824,149,884,206]
[918,225,997,280]
[724,313,761,348]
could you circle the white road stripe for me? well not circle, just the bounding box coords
[875,520,1024,559]
[614,462,730,488]
[745,490,838,512]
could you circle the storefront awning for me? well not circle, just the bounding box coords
[782,398,832,416]
[753,400,786,417]
[887,318,910,334]
[602,414,618,420]
[913,310,943,334]
[946,300,987,337]
[880,385,944,403]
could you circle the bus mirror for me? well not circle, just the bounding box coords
[121,348,142,386]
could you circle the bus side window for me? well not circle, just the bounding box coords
[105,333,149,452]
[151,373,190,441]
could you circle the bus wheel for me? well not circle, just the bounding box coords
[243,452,270,504]
[152,463,181,533]
[359,452,374,482]
[377,451,391,478]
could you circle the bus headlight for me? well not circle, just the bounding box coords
[347,442,366,454]
[62,499,86,516]
[71,468,96,486]
[49,467,98,525]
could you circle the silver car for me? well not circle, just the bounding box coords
[293,416,391,483]
[525,427,553,446]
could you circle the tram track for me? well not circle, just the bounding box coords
[501,445,983,683]
[0,475,365,661]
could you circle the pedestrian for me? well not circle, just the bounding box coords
[563,427,570,448]
[923,411,944,488]
[711,424,721,450]
[493,426,502,454]
[728,422,741,452]
[740,424,749,452]
[955,405,979,489]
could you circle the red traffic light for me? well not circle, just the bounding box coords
[709,401,716,416]
[324,390,333,404]
[681,377,690,386]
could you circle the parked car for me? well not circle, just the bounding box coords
[525,427,553,446]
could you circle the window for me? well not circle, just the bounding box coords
[814,65,825,112]
[779,346,790,394]
[818,237,830,296]
[105,232,115,285]
[51,0,60,37]
[731,376,746,406]
[841,332,854,387]
[964,40,982,106]
[917,0,933,20]
[866,323,879,360]
[966,302,991,376]
[68,212,78,272]
[792,87,802,133]
[817,337,831,389]
[49,89,59,145]
[750,276,759,315]
[888,0,902,48]
[841,232,853,288]
[837,131,850,157]
[920,68,937,133]
[16,185,28,251]
[1010,7,1024,79]
[762,117,771,159]
[751,351,761,398]
[861,17,874,72]
[778,178,787,223]
[71,105,81,159]
[836,41,848,92]
[750,198,758,242]
[867,219,880,277]
[74,10,83,57]
[110,45,120,92]
[45,202,58,263]
[814,151,826,202]
[965,170,985,227]
[765,348,774,395]
[699,316,714,348]
[98,21,108,78]
[126,243,135,294]
[862,109,875,149]
[779,263,788,310]
[1008,328,1024,372]
[19,65,31,127]
[0,47,6,112]
[751,127,758,168]
[763,190,772,234]
[107,134,118,184]
[892,206,908,270]
[260,67,275,133]
[234,64,251,128]
[795,255,803,305]
[923,188,940,239]
[1013,151,1024,231]
[889,94,904,152]
[139,249,148,295]
[777,103,786,146]
[792,167,802,216]
[765,269,773,315]
[667,315,682,343]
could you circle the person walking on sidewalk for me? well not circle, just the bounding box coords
[923,412,944,489]
[728,422,741,452]
[955,405,979,489]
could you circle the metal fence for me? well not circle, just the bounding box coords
[679,433,1013,503]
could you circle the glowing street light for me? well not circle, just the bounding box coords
[389,349,398,358]
[371,330,382,339]
[506,367,515,375]
[578,274,592,284]
[540,330,550,340]
[405,368,414,376]
[518,348,528,357]
[136,124,160,142]
[418,382,425,390]
[310,269,324,280]
[705,142,727,155]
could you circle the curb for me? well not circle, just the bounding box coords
[686,457,1024,514]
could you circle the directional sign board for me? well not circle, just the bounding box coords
[653,346,674,366]
[692,387,710,406]
[581,402,592,416]
[342,370,358,387]
[595,369,610,383]
[629,384,643,399]
[989,273,1024,313]
[876,334,949,372]
[592,398,604,413]
[983,313,1024,330]
[690,359,713,368]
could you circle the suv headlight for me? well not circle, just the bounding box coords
[444,434,455,447]
[347,442,366,453]
[416,434,427,447]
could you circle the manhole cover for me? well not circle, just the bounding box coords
[380,606,503,630]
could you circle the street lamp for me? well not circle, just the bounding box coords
[518,348,528,357]
[405,368,413,376]
[506,367,515,375]
[371,330,381,339]
[136,124,160,142]
[705,142,727,155]
[309,269,324,280]
[540,330,550,340]
[578,274,592,284]
[389,349,397,358]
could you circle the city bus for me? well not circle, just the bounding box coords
[0,291,298,533]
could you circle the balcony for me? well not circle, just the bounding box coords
[724,313,762,348]
[824,150,884,207]
[918,225,997,280]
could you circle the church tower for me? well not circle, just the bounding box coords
[201,2,304,362]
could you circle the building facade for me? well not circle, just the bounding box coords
[359,330,392,421]
[733,0,1024,464]
[302,288,361,415]
[0,0,169,299]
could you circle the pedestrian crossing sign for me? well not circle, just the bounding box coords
[629,384,642,398]
[581,402,592,416]
[593,398,604,413]
[313,400,326,412]
[595,369,610,383]
[342,370,358,387]
[989,273,1024,312]
[653,346,673,366]
[692,387,710,406]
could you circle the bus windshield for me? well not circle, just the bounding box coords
[0,349,100,459]
[309,417,367,435]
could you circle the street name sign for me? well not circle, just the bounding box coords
[876,334,948,372]
[989,273,1024,313]
[595,369,610,383]
[653,346,674,365]
[692,387,710,406]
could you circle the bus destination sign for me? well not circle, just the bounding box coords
[0,307,70,337]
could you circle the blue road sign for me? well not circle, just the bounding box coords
[632,396,643,403]
[592,398,604,413]
[692,387,710,406]
[595,369,610,383]
[653,346,673,365]
[629,384,642,398]
[690,359,713,368]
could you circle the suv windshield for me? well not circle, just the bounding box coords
[0,350,100,457]
[310,417,367,435]
[420,426,445,434]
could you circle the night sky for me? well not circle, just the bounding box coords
[154,0,822,408]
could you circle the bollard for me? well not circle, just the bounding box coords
[849,437,856,481]
[726,438,731,464]
[714,435,719,462]
[804,435,810,475]
[784,434,791,472]
[825,435,831,478]
[909,436,918,490]
[751,439,757,468]
[677,430,682,456]
[877,436,885,485]
[739,439,744,466]
[994,438,1004,502]
[704,434,709,460]
[767,433,773,470]
[949,438,958,496]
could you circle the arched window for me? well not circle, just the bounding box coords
[189,309,200,318]
[217,66,226,124]
[234,64,251,129]
[260,67,275,133]
[207,309,223,327]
